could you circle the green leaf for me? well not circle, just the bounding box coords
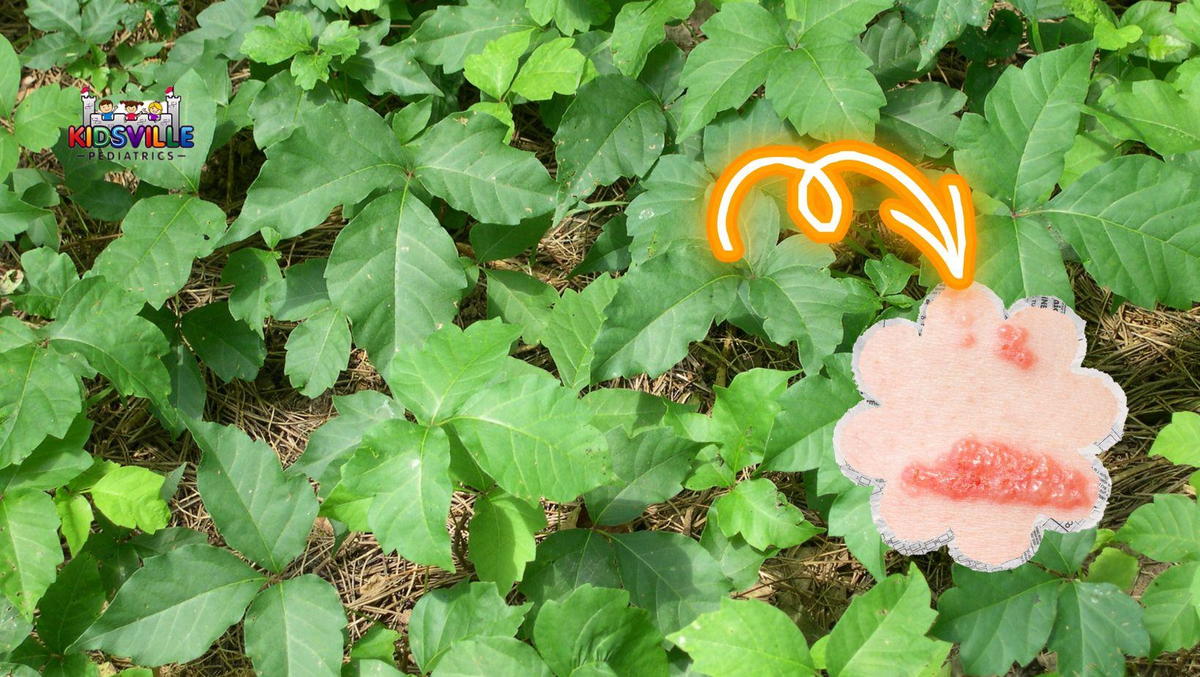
[747,237,849,368]
[190,418,318,572]
[350,624,401,664]
[247,70,334,149]
[46,277,170,404]
[432,637,552,677]
[291,51,332,90]
[241,10,312,64]
[692,368,794,477]
[88,466,170,534]
[469,491,545,588]
[583,388,690,435]
[0,35,17,114]
[0,317,37,353]
[519,529,624,606]
[932,565,1060,676]
[72,543,265,666]
[972,211,1074,305]
[625,155,709,264]
[712,478,819,551]
[387,319,522,425]
[91,194,227,308]
[326,189,468,378]
[54,490,91,557]
[1034,155,1200,309]
[1118,494,1200,562]
[510,37,589,101]
[762,360,858,473]
[1033,530,1098,575]
[827,486,888,580]
[1092,79,1200,156]
[284,308,350,397]
[864,253,917,296]
[0,345,82,467]
[0,190,53,245]
[526,0,610,34]
[669,598,814,676]
[275,258,331,322]
[700,504,773,590]
[342,41,441,98]
[555,74,666,205]
[231,100,407,242]
[0,413,91,494]
[675,3,787,139]
[610,530,734,634]
[701,96,794,174]
[415,111,555,225]
[767,42,885,142]
[542,276,619,390]
[9,248,76,317]
[35,553,104,654]
[243,575,346,677]
[180,301,266,383]
[611,0,694,77]
[470,101,515,141]
[0,491,63,620]
[784,0,893,43]
[825,565,943,677]
[591,244,740,380]
[292,390,405,486]
[1141,561,1200,654]
[25,0,82,34]
[464,29,534,99]
[876,81,966,159]
[450,373,607,503]
[1047,581,1150,677]
[534,585,668,676]
[1149,412,1200,467]
[318,20,360,58]
[1084,547,1139,592]
[953,42,1094,209]
[584,426,703,525]
[328,420,455,570]
[222,248,284,332]
[899,0,991,68]
[0,131,17,189]
[408,0,539,73]
[192,0,271,59]
[484,270,557,345]
[408,581,529,673]
[520,529,732,634]
[12,86,76,152]
[609,0,696,78]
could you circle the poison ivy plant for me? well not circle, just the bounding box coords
[1,0,1197,673]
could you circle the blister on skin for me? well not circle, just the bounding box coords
[833,283,1126,571]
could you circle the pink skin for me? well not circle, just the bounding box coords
[835,284,1124,568]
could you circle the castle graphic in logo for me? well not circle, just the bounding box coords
[68,85,195,160]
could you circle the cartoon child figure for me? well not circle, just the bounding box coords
[146,101,163,121]
[121,101,140,121]
[97,99,116,121]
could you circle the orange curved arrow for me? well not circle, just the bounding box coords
[706,141,976,289]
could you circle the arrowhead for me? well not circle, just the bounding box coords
[878,173,975,289]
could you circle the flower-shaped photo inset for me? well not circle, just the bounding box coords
[834,284,1127,571]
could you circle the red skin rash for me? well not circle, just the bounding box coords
[996,324,1035,368]
[902,437,1093,510]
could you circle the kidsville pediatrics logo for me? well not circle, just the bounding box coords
[67,85,194,161]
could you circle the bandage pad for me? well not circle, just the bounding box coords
[834,283,1126,571]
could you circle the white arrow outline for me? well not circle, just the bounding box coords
[712,148,971,281]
